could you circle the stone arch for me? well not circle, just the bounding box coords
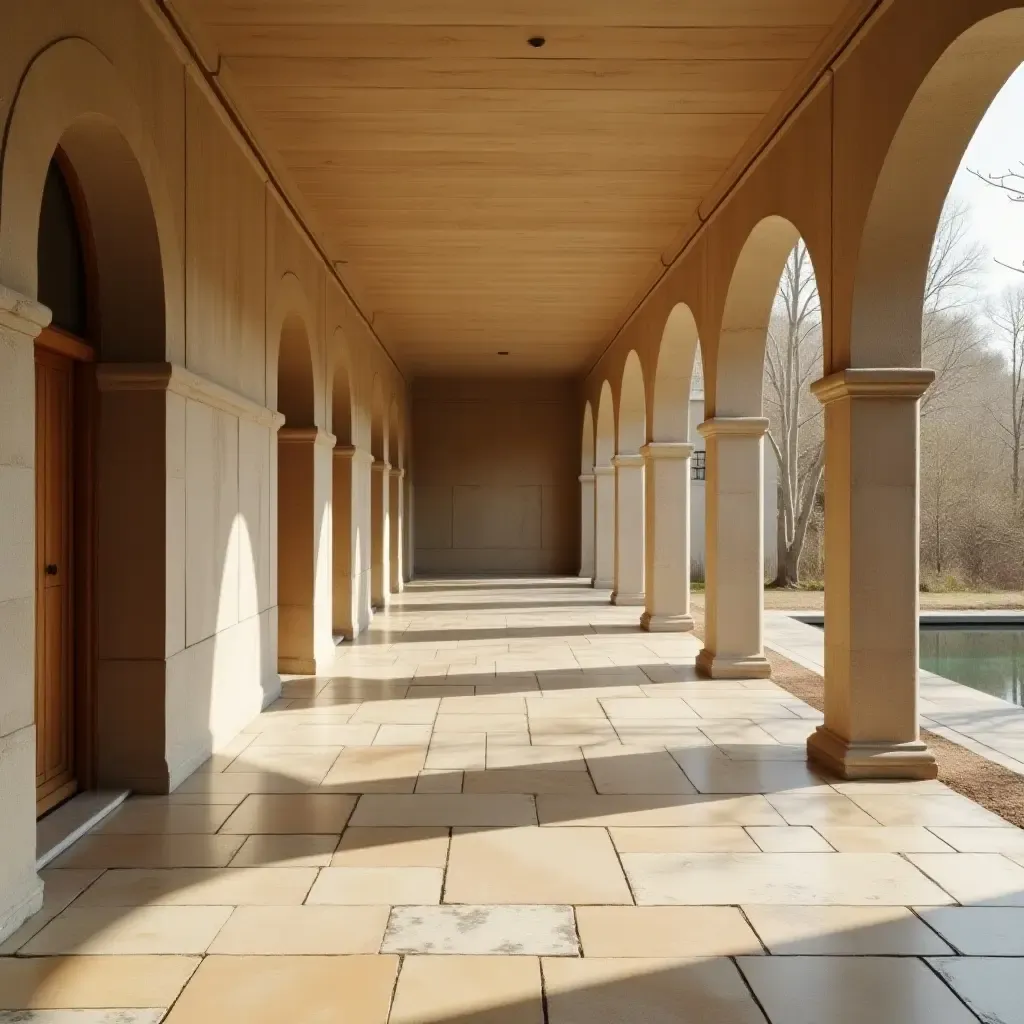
[581,401,595,472]
[714,216,805,418]
[0,37,182,361]
[268,273,321,418]
[850,9,1024,367]
[652,304,700,442]
[617,351,647,455]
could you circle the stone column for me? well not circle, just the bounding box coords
[640,442,695,632]
[389,466,404,594]
[611,453,645,606]
[578,473,595,579]
[808,368,937,779]
[332,445,362,639]
[696,417,771,678]
[0,286,50,942]
[593,464,615,590]
[355,450,374,632]
[370,459,391,609]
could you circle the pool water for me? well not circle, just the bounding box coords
[919,627,1024,707]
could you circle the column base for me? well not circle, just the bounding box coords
[807,726,938,781]
[696,648,772,679]
[593,578,613,590]
[278,656,317,674]
[611,591,645,606]
[641,611,695,633]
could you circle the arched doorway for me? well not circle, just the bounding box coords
[612,351,646,606]
[276,313,318,672]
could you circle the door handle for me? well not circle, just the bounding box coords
[45,564,58,576]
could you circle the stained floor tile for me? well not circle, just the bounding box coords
[382,905,578,955]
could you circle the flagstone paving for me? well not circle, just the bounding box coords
[4,579,1024,1022]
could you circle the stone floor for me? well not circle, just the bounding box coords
[4,578,1024,1023]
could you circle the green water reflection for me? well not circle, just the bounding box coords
[920,627,1024,707]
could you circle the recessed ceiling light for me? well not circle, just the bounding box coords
[497,351,510,356]
[527,36,546,48]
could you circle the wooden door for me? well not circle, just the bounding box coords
[35,344,77,814]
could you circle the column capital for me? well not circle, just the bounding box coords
[578,473,595,483]
[698,416,769,439]
[593,464,615,477]
[811,368,935,406]
[371,459,392,474]
[640,441,694,461]
[279,426,335,447]
[333,444,373,463]
[389,465,405,478]
[612,453,644,468]
[0,284,51,338]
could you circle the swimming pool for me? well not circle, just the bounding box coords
[919,625,1024,707]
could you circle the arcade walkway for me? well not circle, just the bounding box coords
[1,580,1022,1022]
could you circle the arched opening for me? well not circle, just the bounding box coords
[369,376,390,608]
[611,352,647,606]
[30,122,169,809]
[388,398,404,593]
[578,402,596,579]
[331,340,360,638]
[276,313,318,672]
[593,381,616,590]
[644,304,701,631]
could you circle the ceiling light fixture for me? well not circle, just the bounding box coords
[497,351,510,356]
[527,36,546,48]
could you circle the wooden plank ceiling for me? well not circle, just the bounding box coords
[176,1,850,377]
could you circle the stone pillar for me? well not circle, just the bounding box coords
[696,417,771,679]
[593,464,615,590]
[611,453,645,606]
[0,286,50,942]
[332,445,362,639]
[640,442,695,632]
[389,466,404,594]
[808,368,937,779]
[355,450,373,631]
[370,459,391,609]
[278,427,330,674]
[578,473,595,579]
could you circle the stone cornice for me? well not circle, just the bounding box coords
[612,453,644,468]
[0,285,51,338]
[698,416,769,439]
[811,368,935,405]
[641,442,695,460]
[96,361,285,430]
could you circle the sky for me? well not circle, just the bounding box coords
[947,63,1024,295]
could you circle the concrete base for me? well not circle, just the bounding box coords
[279,656,317,674]
[611,591,645,606]
[696,648,772,679]
[807,725,938,781]
[593,578,613,590]
[641,611,695,633]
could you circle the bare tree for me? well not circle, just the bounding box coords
[970,161,1024,274]
[764,240,823,587]
[921,200,987,416]
[987,284,1024,506]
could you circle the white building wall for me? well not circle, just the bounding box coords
[689,391,778,582]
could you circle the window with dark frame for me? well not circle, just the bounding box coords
[691,451,706,481]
